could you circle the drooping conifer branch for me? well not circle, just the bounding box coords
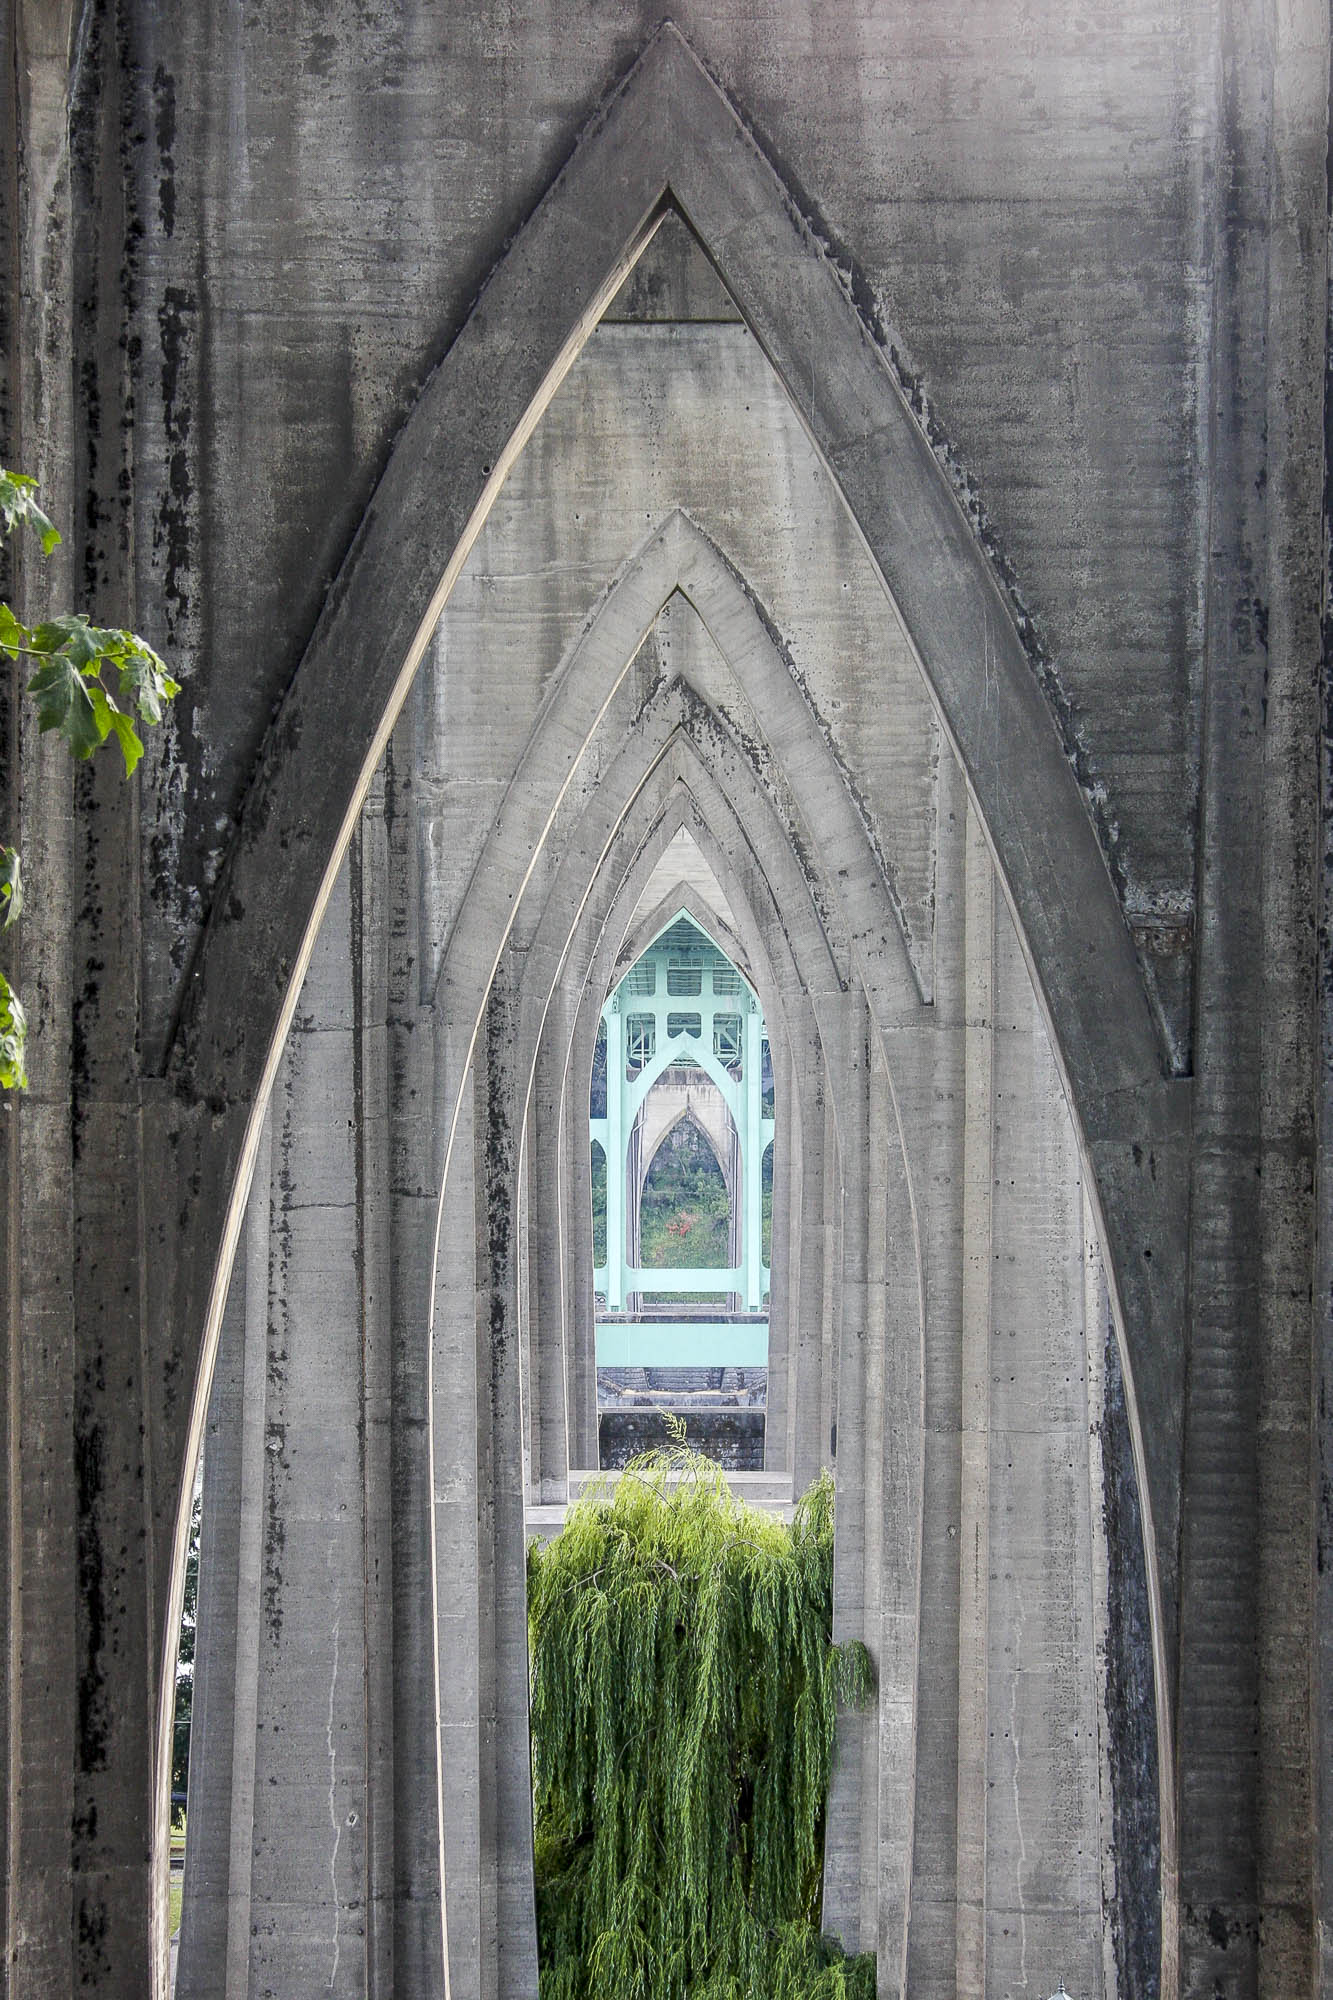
[527,1436,876,2000]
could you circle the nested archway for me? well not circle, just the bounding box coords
[168,25,1171,2000]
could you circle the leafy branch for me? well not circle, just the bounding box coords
[0,842,24,1089]
[0,470,59,555]
[1,470,180,1090]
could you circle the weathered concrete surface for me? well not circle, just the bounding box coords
[125,5,1212,1058]
[1,6,1328,1999]
[115,31,1193,1768]
[178,871,377,2000]
[180,280,1157,2000]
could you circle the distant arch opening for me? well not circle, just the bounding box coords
[592,910,772,1468]
[638,1113,733,1289]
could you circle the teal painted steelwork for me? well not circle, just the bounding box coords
[591,914,774,1312]
[596,1321,770,1369]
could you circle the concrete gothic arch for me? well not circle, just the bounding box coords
[514,778,816,1480]
[408,499,937,1972]
[158,18,1179,1995]
[429,523,931,1438]
[638,1106,733,1209]
[511,694,857,1111]
[428,510,916,1028]
[613,881,756,992]
[641,1104,729,1180]
[533,775,855,1494]
[465,539,908,1242]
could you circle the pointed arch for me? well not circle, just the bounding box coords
[428,508,916,1020]
[614,880,755,991]
[156,17,1183,1974]
[638,1102,734,1199]
[476,689,926,1967]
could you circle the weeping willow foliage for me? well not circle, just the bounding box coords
[527,1437,876,2000]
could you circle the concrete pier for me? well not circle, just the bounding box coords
[1,11,1325,1998]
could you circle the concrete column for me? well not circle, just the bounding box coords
[983,894,1103,1999]
[2,18,79,1988]
[763,1024,797,1475]
[563,1000,601,1471]
[604,1001,625,1311]
[904,754,966,2000]
[819,1087,843,1490]
[474,981,539,2000]
[789,1051,829,1496]
[432,1043,485,2000]
[860,1047,891,1964]
[181,864,374,2000]
[954,804,994,1998]
[530,1029,570,1504]
[1253,9,1324,1994]
[431,974,538,2000]
[352,794,398,2000]
[822,994,872,1950]
[176,1119,271,2000]
[1083,1199,1119,2000]
[517,1100,535,1498]
[1175,8,1277,1994]
[386,722,446,1996]
[245,867,371,2000]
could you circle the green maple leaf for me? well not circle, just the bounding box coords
[0,972,27,1090]
[22,621,177,774]
[0,847,20,930]
[26,651,105,760]
[107,631,180,727]
[85,682,144,777]
[0,602,28,658]
[0,471,60,555]
[29,613,123,669]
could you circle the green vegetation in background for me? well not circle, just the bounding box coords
[591,1144,607,1266]
[169,1805,187,1938]
[527,1431,876,1999]
[173,1487,200,1800]
[638,1121,730,1307]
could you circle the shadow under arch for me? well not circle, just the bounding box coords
[156,16,1183,1988]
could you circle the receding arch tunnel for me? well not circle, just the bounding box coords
[169,27,1165,2000]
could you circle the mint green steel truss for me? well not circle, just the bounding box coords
[591,914,774,1313]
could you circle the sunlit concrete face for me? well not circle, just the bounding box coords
[178,222,1156,2000]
